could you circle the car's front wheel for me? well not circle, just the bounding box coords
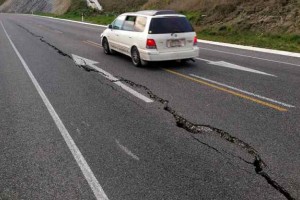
[102,38,113,55]
[131,46,147,67]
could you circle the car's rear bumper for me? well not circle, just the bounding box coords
[140,47,199,61]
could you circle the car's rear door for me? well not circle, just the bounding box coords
[119,16,148,55]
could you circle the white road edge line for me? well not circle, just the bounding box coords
[29,15,300,59]
[1,21,109,200]
[115,139,140,161]
[33,15,108,28]
[199,47,300,67]
[189,74,295,108]
[198,39,300,58]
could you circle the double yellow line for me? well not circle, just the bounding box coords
[83,40,102,48]
[164,69,288,112]
[80,40,289,112]
[36,24,63,34]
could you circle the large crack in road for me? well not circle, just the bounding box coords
[17,24,101,73]
[116,78,296,200]
[16,23,296,200]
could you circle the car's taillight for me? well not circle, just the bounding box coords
[146,39,157,49]
[193,36,198,46]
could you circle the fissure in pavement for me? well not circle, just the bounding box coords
[17,24,101,73]
[117,78,295,200]
[16,23,296,200]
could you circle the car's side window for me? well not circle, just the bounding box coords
[112,15,126,30]
[122,16,136,31]
[134,16,147,32]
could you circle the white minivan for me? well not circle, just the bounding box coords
[100,10,199,66]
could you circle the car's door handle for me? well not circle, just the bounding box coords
[129,36,132,38]
[116,34,119,36]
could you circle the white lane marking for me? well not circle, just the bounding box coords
[199,47,300,67]
[72,54,153,103]
[190,74,295,108]
[196,58,276,77]
[1,21,109,200]
[115,139,140,161]
[198,39,300,58]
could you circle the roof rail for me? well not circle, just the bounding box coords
[136,10,178,16]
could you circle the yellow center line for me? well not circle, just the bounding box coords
[86,40,102,47]
[54,30,63,34]
[36,24,63,34]
[163,69,288,112]
[83,40,102,48]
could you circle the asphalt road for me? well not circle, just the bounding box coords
[0,14,299,200]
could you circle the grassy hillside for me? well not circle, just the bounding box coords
[99,0,147,13]
[0,0,70,14]
[39,0,116,25]
[33,0,300,52]
[142,0,300,52]
[143,0,300,34]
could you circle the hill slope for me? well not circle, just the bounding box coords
[1,0,299,34]
[0,0,71,14]
[0,0,299,52]
[142,0,300,34]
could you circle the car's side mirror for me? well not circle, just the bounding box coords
[108,24,112,29]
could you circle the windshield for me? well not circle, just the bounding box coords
[148,16,194,34]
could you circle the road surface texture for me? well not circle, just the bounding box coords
[0,14,299,200]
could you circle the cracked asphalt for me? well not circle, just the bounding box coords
[0,14,299,200]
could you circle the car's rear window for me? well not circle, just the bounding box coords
[148,17,194,34]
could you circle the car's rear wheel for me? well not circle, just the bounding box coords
[102,38,113,55]
[131,46,147,67]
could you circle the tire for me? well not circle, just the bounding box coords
[131,46,147,67]
[180,59,189,64]
[102,38,111,55]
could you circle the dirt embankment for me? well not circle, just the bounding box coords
[0,0,71,14]
[1,0,299,34]
[142,0,300,34]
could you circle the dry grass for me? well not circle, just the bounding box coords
[142,0,242,11]
[142,0,300,34]
[100,0,147,12]
[0,0,11,10]
[53,0,71,14]
[0,0,6,5]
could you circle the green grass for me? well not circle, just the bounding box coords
[37,7,300,53]
[180,11,203,25]
[197,30,300,53]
